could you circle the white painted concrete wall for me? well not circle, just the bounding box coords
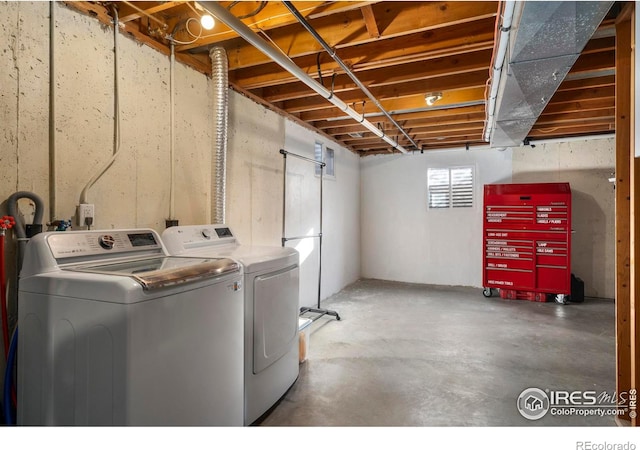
[225,92,360,309]
[282,121,361,307]
[361,148,513,287]
[512,138,616,298]
[226,90,285,245]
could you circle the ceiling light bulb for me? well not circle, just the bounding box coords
[200,14,215,30]
[425,92,443,106]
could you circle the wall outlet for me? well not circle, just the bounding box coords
[77,204,95,227]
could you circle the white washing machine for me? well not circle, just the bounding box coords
[17,229,244,426]
[162,224,299,425]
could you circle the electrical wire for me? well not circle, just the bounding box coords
[79,6,123,205]
[167,17,204,45]
[228,1,268,19]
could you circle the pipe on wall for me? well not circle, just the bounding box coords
[169,42,176,220]
[79,6,123,205]
[210,47,228,224]
[199,1,409,154]
[49,2,57,222]
[483,0,516,143]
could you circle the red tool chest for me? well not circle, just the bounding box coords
[482,183,572,301]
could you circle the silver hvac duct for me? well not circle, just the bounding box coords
[210,47,228,224]
[199,1,409,154]
[283,1,419,152]
[488,1,613,147]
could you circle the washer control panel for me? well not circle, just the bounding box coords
[47,230,163,259]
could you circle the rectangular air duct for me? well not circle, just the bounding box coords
[490,1,613,148]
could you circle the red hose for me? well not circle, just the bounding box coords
[0,233,8,359]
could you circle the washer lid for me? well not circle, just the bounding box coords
[195,245,299,274]
[66,256,240,291]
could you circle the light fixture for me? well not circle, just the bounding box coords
[425,92,443,106]
[200,14,215,30]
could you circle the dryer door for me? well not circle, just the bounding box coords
[253,266,299,374]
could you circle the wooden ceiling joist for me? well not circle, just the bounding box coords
[65,1,617,155]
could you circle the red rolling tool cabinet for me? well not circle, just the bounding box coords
[482,183,571,302]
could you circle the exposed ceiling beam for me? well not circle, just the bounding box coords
[313,104,488,130]
[528,124,614,137]
[118,1,182,23]
[218,1,497,70]
[228,16,496,87]
[281,70,488,114]
[261,48,493,103]
[361,5,380,38]
[324,111,488,135]
[300,87,485,122]
[177,1,382,52]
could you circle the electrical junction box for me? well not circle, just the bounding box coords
[482,183,572,299]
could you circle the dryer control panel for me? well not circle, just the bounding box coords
[162,224,238,254]
[47,230,163,259]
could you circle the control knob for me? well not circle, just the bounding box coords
[98,234,115,250]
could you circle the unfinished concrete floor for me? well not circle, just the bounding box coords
[259,279,616,426]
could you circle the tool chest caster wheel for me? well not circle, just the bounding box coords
[555,294,567,304]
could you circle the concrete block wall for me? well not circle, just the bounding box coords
[1,2,215,231]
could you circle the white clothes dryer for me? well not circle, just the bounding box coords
[162,224,299,425]
[18,229,244,426]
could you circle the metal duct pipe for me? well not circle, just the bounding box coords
[283,1,419,152]
[488,1,614,147]
[199,1,409,154]
[210,47,228,224]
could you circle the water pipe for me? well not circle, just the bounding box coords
[0,216,15,359]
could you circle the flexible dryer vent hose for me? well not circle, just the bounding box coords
[210,47,228,225]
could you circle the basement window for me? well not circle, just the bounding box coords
[325,148,335,177]
[427,167,474,209]
[314,142,323,176]
[314,142,335,178]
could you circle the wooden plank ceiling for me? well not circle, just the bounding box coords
[67,1,617,156]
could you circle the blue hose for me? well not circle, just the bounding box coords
[3,327,17,425]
